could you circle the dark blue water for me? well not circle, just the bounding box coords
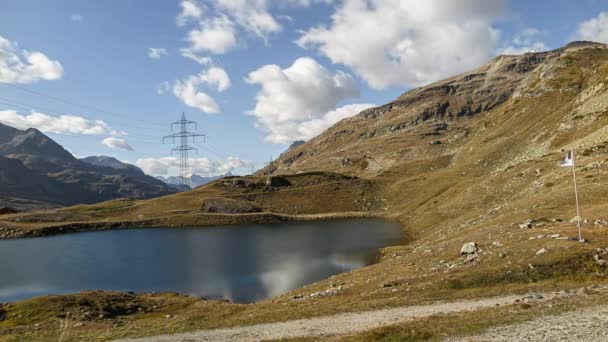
[0,219,403,303]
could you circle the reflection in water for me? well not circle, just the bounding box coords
[0,219,403,303]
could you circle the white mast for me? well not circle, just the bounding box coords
[571,149,583,242]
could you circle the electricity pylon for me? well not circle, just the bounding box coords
[163,113,205,191]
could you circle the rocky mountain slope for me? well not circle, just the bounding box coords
[0,124,175,209]
[257,41,608,235]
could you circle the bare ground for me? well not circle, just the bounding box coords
[115,288,599,342]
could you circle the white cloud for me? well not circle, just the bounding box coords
[136,156,250,176]
[70,14,83,23]
[176,0,332,58]
[102,137,133,151]
[297,103,374,140]
[215,0,281,38]
[297,0,506,89]
[172,66,231,113]
[173,81,219,113]
[186,16,237,55]
[499,28,547,54]
[148,48,168,59]
[577,12,608,43]
[0,35,64,84]
[199,66,231,91]
[246,57,365,143]
[0,110,124,136]
[180,49,212,65]
[177,0,204,26]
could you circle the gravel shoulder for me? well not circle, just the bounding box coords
[447,304,608,342]
[115,289,587,342]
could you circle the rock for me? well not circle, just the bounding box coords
[492,241,503,247]
[200,197,261,214]
[487,206,501,216]
[536,248,548,255]
[265,176,291,187]
[594,219,608,226]
[549,234,561,239]
[594,254,607,266]
[519,219,534,229]
[464,254,478,263]
[570,216,583,223]
[460,242,479,255]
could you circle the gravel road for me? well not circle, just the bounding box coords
[115,290,579,342]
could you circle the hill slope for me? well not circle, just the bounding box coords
[0,124,175,209]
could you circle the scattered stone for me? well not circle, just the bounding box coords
[380,281,400,288]
[165,315,172,319]
[594,248,608,267]
[536,248,548,255]
[594,219,608,226]
[492,241,503,247]
[487,206,501,216]
[549,234,561,239]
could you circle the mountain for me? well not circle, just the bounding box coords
[247,41,608,235]
[156,172,233,190]
[81,156,145,177]
[0,124,176,209]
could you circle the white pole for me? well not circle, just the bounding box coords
[571,149,583,242]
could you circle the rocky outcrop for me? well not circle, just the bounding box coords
[200,198,262,214]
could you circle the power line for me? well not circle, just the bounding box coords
[0,83,167,127]
[0,94,167,133]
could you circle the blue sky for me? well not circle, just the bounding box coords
[0,0,607,176]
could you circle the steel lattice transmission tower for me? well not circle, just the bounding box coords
[163,113,205,191]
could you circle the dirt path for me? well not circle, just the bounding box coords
[115,290,579,342]
[447,304,608,342]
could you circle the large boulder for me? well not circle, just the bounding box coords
[460,242,479,255]
[265,176,291,187]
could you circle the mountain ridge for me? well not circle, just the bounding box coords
[0,123,176,209]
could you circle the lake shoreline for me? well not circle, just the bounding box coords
[0,211,392,240]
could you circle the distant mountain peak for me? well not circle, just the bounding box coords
[157,172,232,190]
